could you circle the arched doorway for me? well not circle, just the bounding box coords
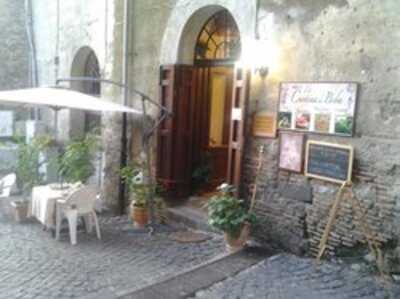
[157,9,249,199]
[191,10,240,192]
[70,47,102,137]
[81,51,101,133]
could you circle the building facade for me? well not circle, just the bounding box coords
[29,0,400,256]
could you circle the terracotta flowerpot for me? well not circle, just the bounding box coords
[224,222,250,253]
[10,200,29,223]
[131,205,149,228]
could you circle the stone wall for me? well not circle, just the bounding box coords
[244,0,400,256]
[0,0,30,91]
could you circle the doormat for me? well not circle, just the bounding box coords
[169,230,211,243]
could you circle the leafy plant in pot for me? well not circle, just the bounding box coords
[57,133,99,185]
[13,136,53,222]
[207,183,256,252]
[120,162,150,228]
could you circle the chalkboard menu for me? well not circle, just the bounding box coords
[305,141,354,184]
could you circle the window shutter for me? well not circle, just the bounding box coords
[157,65,194,199]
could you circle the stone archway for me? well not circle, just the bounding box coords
[69,46,101,138]
[160,0,257,65]
[157,2,256,197]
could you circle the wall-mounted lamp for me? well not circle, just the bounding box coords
[239,38,279,78]
[254,66,269,78]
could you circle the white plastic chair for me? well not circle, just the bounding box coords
[0,173,17,198]
[55,185,101,245]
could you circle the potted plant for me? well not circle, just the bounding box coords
[13,136,52,222]
[120,162,150,228]
[207,183,256,252]
[57,133,99,184]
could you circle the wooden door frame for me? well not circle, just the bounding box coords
[157,62,249,199]
[227,66,251,196]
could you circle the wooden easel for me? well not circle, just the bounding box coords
[249,145,265,213]
[316,181,385,277]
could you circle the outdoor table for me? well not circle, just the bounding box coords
[29,184,74,229]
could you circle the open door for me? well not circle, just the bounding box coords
[157,65,194,199]
[227,66,251,195]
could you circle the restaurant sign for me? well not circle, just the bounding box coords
[278,82,358,136]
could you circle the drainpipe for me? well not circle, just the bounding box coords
[118,0,130,215]
[54,0,60,83]
[25,0,39,119]
[255,0,260,39]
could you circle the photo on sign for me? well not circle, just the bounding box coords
[279,132,305,173]
[278,112,292,129]
[315,113,331,133]
[278,82,358,136]
[295,112,311,130]
[334,115,353,135]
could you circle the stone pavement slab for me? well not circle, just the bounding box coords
[0,202,225,299]
[194,254,400,299]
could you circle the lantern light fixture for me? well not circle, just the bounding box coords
[239,38,279,78]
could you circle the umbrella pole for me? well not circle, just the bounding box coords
[52,107,63,185]
[53,108,58,141]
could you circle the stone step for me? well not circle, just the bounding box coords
[118,246,271,299]
[166,205,214,233]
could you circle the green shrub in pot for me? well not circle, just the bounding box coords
[57,134,99,184]
[207,183,256,240]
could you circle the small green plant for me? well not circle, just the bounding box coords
[192,151,212,193]
[58,134,99,183]
[207,183,256,238]
[14,135,52,194]
[120,161,150,208]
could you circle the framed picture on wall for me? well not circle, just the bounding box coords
[279,131,305,173]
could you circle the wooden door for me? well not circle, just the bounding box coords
[227,66,251,195]
[157,65,194,199]
[191,66,210,170]
[207,67,233,189]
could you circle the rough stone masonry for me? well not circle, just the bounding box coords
[245,0,400,257]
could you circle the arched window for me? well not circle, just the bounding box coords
[83,52,101,132]
[83,51,101,96]
[195,10,241,62]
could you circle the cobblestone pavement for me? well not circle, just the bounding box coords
[195,254,400,299]
[0,202,225,299]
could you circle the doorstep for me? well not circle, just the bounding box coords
[166,196,214,233]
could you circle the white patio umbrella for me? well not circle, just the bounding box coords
[0,87,142,141]
[0,87,143,187]
[0,87,141,114]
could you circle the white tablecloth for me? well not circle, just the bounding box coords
[29,185,71,227]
